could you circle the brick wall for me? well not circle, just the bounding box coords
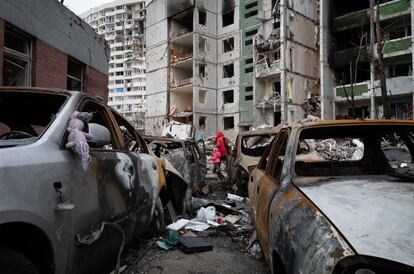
[0,19,4,85]
[32,39,67,89]
[84,66,108,104]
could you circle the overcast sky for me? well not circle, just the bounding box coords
[64,0,110,15]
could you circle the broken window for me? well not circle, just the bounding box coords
[222,10,234,27]
[245,95,253,101]
[223,37,234,52]
[199,9,206,25]
[199,89,206,104]
[223,90,234,104]
[199,37,206,52]
[388,63,412,77]
[3,26,32,86]
[242,134,275,157]
[388,25,411,40]
[223,116,234,129]
[199,64,206,78]
[245,86,253,92]
[273,82,281,93]
[223,63,234,78]
[245,29,257,37]
[67,58,84,91]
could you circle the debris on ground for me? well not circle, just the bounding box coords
[178,237,213,254]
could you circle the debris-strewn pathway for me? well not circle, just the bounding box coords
[121,178,269,274]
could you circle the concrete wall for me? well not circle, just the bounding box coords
[0,0,108,74]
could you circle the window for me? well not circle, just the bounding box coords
[199,37,206,52]
[245,9,258,18]
[223,37,234,52]
[245,67,253,73]
[245,58,253,64]
[269,131,288,180]
[199,10,206,25]
[199,89,206,104]
[245,95,253,101]
[223,63,234,78]
[67,58,84,91]
[3,26,32,86]
[222,10,234,27]
[199,64,206,78]
[223,116,235,129]
[223,90,234,104]
[245,39,253,46]
[245,86,253,92]
[245,29,257,37]
[245,2,258,10]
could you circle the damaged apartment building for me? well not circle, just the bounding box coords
[82,0,146,130]
[321,0,414,119]
[253,0,320,126]
[145,0,243,137]
[0,0,109,99]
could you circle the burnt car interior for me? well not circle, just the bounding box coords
[241,134,275,157]
[0,91,67,145]
[294,125,414,179]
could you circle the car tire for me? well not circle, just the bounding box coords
[0,248,39,274]
[145,197,165,238]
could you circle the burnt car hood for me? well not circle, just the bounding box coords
[297,176,414,267]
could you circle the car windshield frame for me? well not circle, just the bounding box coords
[0,91,69,147]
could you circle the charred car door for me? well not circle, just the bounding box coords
[68,100,138,274]
[250,130,289,261]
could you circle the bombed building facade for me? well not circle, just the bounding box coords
[253,0,320,126]
[82,0,146,129]
[0,0,109,100]
[321,0,414,119]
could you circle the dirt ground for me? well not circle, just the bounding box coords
[120,178,270,274]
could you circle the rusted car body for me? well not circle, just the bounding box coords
[249,120,414,274]
[0,87,172,274]
[227,128,279,196]
[143,136,207,195]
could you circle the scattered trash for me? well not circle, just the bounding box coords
[196,206,216,222]
[225,214,241,224]
[156,230,180,250]
[249,243,263,259]
[178,237,213,254]
[184,220,211,232]
[227,193,245,203]
[167,219,190,231]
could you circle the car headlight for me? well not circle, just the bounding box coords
[355,269,376,274]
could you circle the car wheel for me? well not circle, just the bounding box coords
[0,248,39,274]
[145,197,165,238]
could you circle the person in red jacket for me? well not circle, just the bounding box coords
[216,131,227,163]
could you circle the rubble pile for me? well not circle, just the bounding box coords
[255,32,280,53]
[311,138,364,161]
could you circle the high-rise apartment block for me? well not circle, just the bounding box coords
[82,0,146,129]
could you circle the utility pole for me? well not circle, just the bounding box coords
[370,0,376,119]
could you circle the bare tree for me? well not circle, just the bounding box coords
[340,32,368,118]
[375,0,392,119]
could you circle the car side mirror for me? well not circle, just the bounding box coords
[87,123,111,147]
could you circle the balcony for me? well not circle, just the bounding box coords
[335,82,370,101]
[170,78,193,93]
[383,36,412,57]
[333,0,410,33]
[255,60,281,78]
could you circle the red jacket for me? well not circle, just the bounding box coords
[216,131,227,157]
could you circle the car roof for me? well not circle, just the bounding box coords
[292,119,414,129]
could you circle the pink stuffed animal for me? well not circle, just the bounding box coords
[66,111,93,170]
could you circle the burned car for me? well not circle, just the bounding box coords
[143,136,207,196]
[249,120,414,274]
[0,88,176,274]
[227,128,279,196]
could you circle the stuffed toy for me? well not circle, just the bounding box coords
[66,111,93,171]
